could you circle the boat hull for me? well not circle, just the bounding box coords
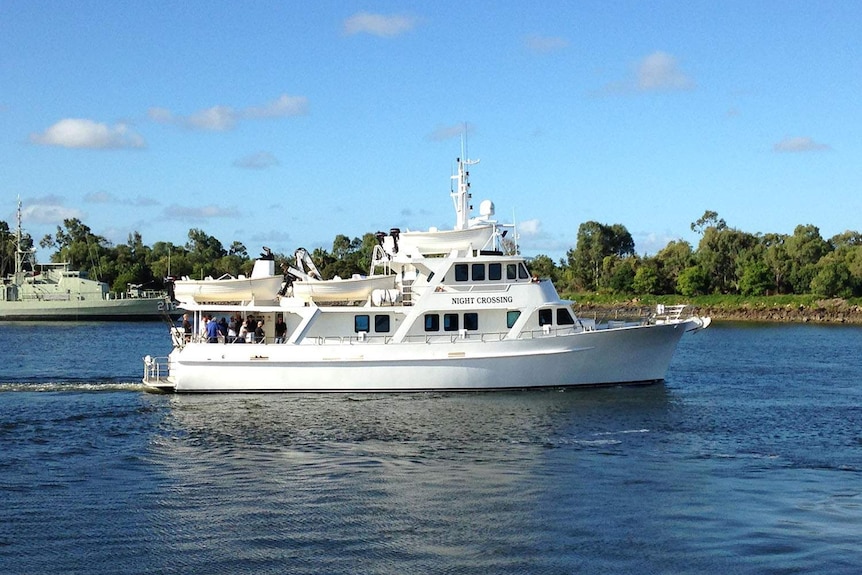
[0,297,178,321]
[150,321,693,392]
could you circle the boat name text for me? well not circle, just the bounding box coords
[451,295,514,305]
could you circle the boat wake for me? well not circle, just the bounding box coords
[0,380,144,393]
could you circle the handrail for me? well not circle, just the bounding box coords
[142,355,170,385]
[182,325,593,347]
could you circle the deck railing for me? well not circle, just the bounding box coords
[142,355,170,385]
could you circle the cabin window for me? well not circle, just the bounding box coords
[444,313,459,332]
[375,315,391,333]
[506,263,517,280]
[354,315,370,333]
[471,263,485,281]
[464,313,479,330]
[557,308,575,325]
[518,263,530,280]
[538,309,553,326]
[455,264,469,282]
[507,310,521,328]
[489,263,502,281]
[425,314,440,331]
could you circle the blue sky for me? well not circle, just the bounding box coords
[2,1,859,264]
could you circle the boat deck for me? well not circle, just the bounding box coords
[142,356,175,392]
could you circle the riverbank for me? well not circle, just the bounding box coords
[572,297,862,324]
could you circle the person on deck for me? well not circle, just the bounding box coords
[275,316,287,343]
[206,315,220,343]
[181,313,192,342]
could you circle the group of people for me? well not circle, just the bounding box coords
[181,313,287,344]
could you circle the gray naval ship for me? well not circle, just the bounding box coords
[1,202,179,321]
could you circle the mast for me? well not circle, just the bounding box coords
[15,198,24,277]
[13,198,36,280]
[451,134,479,231]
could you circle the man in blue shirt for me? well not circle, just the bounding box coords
[206,314,220,343]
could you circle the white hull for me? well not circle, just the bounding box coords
[291,275,396,302]
[147,321,694,393]
[173,276,283,304]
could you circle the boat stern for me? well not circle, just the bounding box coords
[142,354,176,393]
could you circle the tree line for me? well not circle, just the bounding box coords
[2,211,861,298]
[536,211,862,298]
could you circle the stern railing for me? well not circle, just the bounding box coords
[143,355,170,385]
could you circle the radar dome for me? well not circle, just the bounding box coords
[479,200,495,217]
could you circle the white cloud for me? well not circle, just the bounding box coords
[599,51,695,95]
[30,118,146,149]
[518,218,542,236]
[524,35,569,54]
[635,231,682,256]
[20,198,84,224]
[244,94,308,118]
[161,204,240,220]
[149,94,308,132]
[147,107,173,123]
[773,136,831,153]
[187,105,237,131]
[343,12,417,37]
[84,191,160,206]
[233,151,280,170]
[636,51,695,91]
[84,191,115,204]
[426,122,475,142]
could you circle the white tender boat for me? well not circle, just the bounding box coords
[283,247,396,303]
[290,274,397,303]
[172,259,284,304]
[143,155,709,393]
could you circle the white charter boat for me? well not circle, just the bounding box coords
[143,156,709,393]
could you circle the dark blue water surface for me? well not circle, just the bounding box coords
[1,321,860,574]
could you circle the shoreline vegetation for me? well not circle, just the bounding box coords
[5,213,861,325]
[567,294,862,324]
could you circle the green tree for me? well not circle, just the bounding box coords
[653,240,694,293]
[738,260,773,296]
[761,233,791,294]
[185,228,227,279]
[844,246,862,296]
[229,241,249,258]
[51,219,110,269]
[632,263,661,295]
[677,266,709,296]
[690,210,726,235]
[148,241,188,281]
[567,221,635,291]
[601,255,636,294]
[785,224,830,293]
[696,224,758,293]
[810,253,852,297]
[0,220,15,276]
[528,254,559,283]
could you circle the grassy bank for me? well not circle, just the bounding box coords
[562,293,862,324]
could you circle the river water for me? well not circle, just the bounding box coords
[1,321,860,574]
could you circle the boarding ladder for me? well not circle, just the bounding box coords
[401,278,414,306]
